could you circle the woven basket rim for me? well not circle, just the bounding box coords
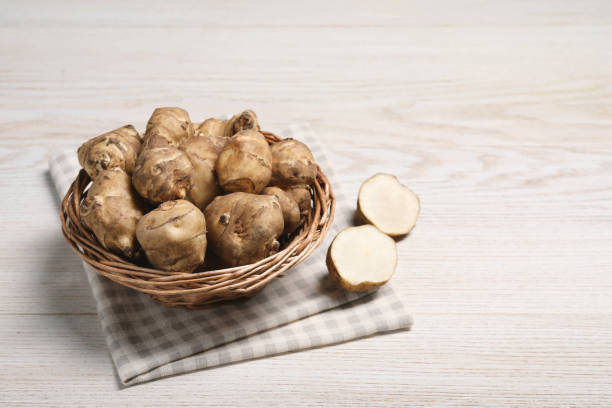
[60,131,335,308]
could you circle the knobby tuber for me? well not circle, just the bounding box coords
[143,107,195,148]
[195,120,230,151]
[327,225,397,292]
[204,192,284,266]
[270,138,317,187]
[226,109,260,136]
[132,147,193,203]
[77,125,142,179]
[357,173,420,236]
[197,118,227,139]
[196,110,260,139]
[284,184,312,223]
[136,200,207,271]
[74,107,332,275]
[179,135,221,209]
[262,186,300,235]
[80,168,144,258]
[215,129,272,193]
[180,132,223,169]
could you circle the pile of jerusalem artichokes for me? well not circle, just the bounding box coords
[77,108,317,271]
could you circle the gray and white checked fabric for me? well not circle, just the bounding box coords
[49,124,412,386]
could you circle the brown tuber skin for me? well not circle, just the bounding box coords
[262,187,301,235]
[215,129,272,194]
[196,110,260,139]
[136,200,207,272]
[143,107,195,148]
[198,118,226,139]
[80,168,144,258]
[179,135,222,210]
[132,147,194,204]
[180,133,223,169]
[77,125,142,179]
[193,109,261,153]
[204,192,284,266]
[195,119,230,151]
[270,138,317,187]
[284,184,312,223]
[226,109,260,136]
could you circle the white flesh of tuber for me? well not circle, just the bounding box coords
[327,225,397,292]
[357,173,420,237]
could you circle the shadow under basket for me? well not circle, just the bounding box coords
[60,131,335,309]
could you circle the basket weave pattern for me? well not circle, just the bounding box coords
[60,131,335,308]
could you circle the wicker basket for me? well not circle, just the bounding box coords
[60,131,335,309]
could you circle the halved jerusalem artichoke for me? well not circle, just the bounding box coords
[327,225,397,292]
[357,173,420,237]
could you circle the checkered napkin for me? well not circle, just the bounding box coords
[49,124,412,386]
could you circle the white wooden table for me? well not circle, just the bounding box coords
[1,1,611,406]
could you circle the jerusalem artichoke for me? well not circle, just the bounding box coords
[195,119,230,151]
[270,138,317,187]
[226,109,260,136]
[77,125,142,179]
[357,173,420,236]
[143,107,195,148]
[327,225,397,292]
[132,147,193,203]
[204,192,284,266]
[262,186,301,235]
[80,168,144,258]
[179,135,222,209]
[136,200,207,272]
[284,184,312,222]
[215,129,272,194]
[196,110,260,139]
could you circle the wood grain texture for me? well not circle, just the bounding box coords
[1,0,611,406]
